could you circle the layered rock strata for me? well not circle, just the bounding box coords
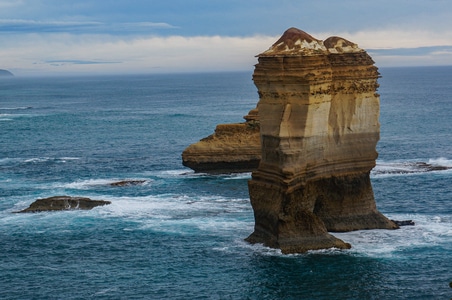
[182,108,261,173]
[246,28,397,253]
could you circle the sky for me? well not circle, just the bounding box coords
[1,0,452,76]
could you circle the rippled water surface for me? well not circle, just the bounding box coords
[1,68,451,299]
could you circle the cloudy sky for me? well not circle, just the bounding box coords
[1,0,452,76]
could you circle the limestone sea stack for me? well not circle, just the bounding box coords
[246,28,397,253]
[181,108,261,173]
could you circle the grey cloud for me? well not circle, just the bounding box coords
[44,60,121,66]
[0,19,177,34]
[368,46,452,57]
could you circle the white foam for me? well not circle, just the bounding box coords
[428,157,452,167]
[0,113,34,120]
[21,157,80,164]
[59,157,80,161]
[59,178,119,189]
[372,158,452,178]
[0,106,33,110]
[334,213,452,258]
[222,213,452,258]
[157,169,192,177]
[223,173,252,180]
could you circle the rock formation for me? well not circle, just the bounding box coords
[182,107,261,173]
[17,196,111,213]
[246,28,397,253]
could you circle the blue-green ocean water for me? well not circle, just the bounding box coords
[1,68,451,299]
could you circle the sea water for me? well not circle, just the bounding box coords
[0,68,451,299]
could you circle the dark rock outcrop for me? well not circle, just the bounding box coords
[391,220,415,226]
[110,180,146,186]
[17,196,111,213]
[246,28,397,254]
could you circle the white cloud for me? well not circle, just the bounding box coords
[2,28,452,76]
[313,29,452,49]
[0,19,177,33]
[0,34,275,75]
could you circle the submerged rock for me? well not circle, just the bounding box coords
[110,180,147,186]
[17,196,111,213]
[246,28,397,254]
[391,220,415,226]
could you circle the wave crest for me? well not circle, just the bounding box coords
[372,158,452,177]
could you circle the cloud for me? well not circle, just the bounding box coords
[0,19,177,34]
[44,59,121,66]
[314,29,452,49]
[2,29,452,76]
[0,33,276,75]
[368,46,452,57]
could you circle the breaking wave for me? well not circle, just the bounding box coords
[0,106,33,110]
[372,158,452,177]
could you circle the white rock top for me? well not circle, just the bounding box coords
[324,36,364,54]
[258,27,364,56]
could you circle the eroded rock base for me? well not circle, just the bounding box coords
[247,173,397,253]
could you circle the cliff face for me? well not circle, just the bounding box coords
[182,108,261,173]
[246,28,397,253]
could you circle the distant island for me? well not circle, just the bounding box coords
[0,69,14,77]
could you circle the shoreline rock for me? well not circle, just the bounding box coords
[16,196,111,213]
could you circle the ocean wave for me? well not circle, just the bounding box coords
[0,157,81,168]
[140,169,251,180]
[0,158,19,165]
[372,158,452,177]
[98,194,250,216]
[22,157,80,164]
[227,213,452,258]
[334,213,452,258]
[4,192,450,261]
[57,178,151,189]
[0,106,33,110]
[0,112,35,120]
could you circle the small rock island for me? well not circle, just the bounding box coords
[17,196,111,213]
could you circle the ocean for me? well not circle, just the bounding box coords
[1,67,451,299]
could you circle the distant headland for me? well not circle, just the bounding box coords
[0,69,14,77]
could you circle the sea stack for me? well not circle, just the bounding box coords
[246,28,397,253]
[181,107,261,173]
